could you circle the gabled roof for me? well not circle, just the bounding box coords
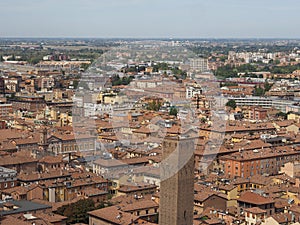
[238,191,274,205]
[88,206,139,225]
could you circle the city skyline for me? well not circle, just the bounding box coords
[1,0,300,38]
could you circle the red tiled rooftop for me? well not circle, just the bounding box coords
[238,191,274,205]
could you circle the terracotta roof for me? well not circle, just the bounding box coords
[0,129,24,140]
[274,120,295,128]
[88,206,139,225]
[238,191,274,205]
[220,146,300,162]
[39,155,65,164]
[34,212,67,223]
[201,121,276,133]
[81,187,107,197]
[110,193,153,205]
[18,170,70,182]
[274,198,289,209]
[219,139,272,154]
[121,157,149,165]
[50,133,95,141]
[289,205,300,214]
[233,177,249,185]
[287,186,300,194]
[93,158,127,168]
[1,186,28,195]
[0,216,32,225]
[0,141,17,152]
[200,218,224,225]
[167,125,182,134]
[271,213,292,223]
[273,174,296,184]
[218,184,236,191]
[249,174,272,185]
[194,192,214,202]
[132,126,154,134]
[14,134,39,145]
[0,151,37,166]
[121,199,158,212]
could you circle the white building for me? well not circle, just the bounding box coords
[186,85,202,99]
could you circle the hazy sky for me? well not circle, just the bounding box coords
[1,0,299,38]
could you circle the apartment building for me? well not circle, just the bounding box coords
[220,146,300,178]
[249,107,268,120]
[0,167,17,190]
[189,58,209,72]
[0,103,12,119]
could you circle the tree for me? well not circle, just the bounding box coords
[169,106,178,116]
[219,56,227,62]
[226,100,237,109]
[253,86,265,96]
[28,56,42,65]
[111,75,133,86]
[276,111,288,119]
[153,62,169,72]
[72,80,79,89]
[81,63,90,71]
[200,117,207,123]
[56,199,96,224]
[7,93,16,100]
[147,100,162,111]
[264,81,273,92]
[10,54,16,61]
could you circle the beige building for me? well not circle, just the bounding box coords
[288,112,300,121]
[245,207,266,225]
[280,162,300,178]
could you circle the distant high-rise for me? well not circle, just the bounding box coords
[189,58,208,72]
[159,134,195,225]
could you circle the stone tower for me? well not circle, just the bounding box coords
[159,133,195,225]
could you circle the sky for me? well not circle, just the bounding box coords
[0,0,300,38]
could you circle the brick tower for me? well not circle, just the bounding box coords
[159,133,195,225]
